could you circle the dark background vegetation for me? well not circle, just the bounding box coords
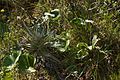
[0,0,120,80]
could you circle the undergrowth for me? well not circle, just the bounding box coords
[0,0,120,80]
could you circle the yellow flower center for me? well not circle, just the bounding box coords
[1,9,5,12]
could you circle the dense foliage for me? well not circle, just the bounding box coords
[0,0,120,80]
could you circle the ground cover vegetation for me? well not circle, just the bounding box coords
[0,0,120,80]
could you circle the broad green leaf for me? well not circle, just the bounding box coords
[27,54,36,67]
[2,51,21,71]
[55,40,70,52]
[44,12,55,17]
[18,54,36,74]
[50,9,60,20]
